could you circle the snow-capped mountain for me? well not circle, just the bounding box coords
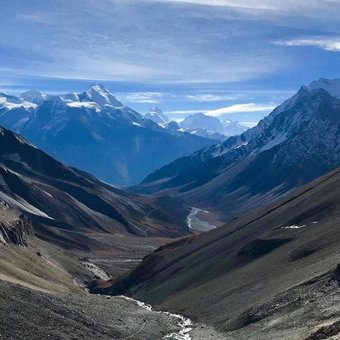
[139,83,340,218]
[79,83,123,108]
[0,91,36,130]
[21,90,47,105]
[223,119,247,136]
[0,85,216,185]
[179,113,247,140]
[145,107,169,125]
[180,112,224,134]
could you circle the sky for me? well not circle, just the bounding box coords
[1,0,340,125]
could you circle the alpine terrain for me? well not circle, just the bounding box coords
[0,85,217,186]
[136,80,340,221]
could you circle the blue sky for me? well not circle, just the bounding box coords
[1,0,340,124]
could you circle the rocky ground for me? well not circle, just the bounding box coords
[0,280,180,340]
[0,279,228,340]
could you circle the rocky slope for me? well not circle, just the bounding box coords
[94,168,340,339]
[136,84,340,219]
[0,85,217,185]
[0,125,190,236]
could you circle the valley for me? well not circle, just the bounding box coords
[2,1,340,338]
[0,74,339,339]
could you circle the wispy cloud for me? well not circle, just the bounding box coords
[239,121,258,128]
[275,38,340,52]
[117,92,171,104]
[185,94,239,102]
[205,103,276,117]
[166,109,205,115]
[150,0,277,9]
[166,103,276,116]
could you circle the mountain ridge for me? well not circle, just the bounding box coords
[0,85,217,185]
[135,85,340,220]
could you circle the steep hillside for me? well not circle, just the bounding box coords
[95,168,340,339]
[136,85,340,220]
[0,125,193,286]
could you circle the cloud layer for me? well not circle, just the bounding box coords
[1,0,339,84]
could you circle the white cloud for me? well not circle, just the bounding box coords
[239,121,258,128]
[205,103,276,117]
[0,0,292,84]
[166,103,276,116]
[151,0,277,9]
[185,94,239,102]
[117,92,171,104]
[275,38,340,52]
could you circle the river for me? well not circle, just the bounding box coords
[119,296,193,340]
[187,208,216,232]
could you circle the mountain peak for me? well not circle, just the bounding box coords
[180,112,224,134]
[21,90,47,105]
[145,107,169,124]
[81,84,123,108]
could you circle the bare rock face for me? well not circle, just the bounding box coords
[0,215,32,246]
[334,264,340,286]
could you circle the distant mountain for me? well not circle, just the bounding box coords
[137,84,340,219]
[223,119,248,136]
[79,84,124,108]
[0,85,217,185]
[21,90,47,105]
[309,77,340,98]
[163,120,181,133]
[179,113,247,140]
[0,125,190,250]
[145,107,169,125]
[0,91,35,130]
[180,112,224,134]
[96,168,340,339]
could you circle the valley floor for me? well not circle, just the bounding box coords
[0,280,226,340]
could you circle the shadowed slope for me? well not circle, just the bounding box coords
[95,168,340,339]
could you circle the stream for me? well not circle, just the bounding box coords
[119,296,193,340]
[187,208,216,232]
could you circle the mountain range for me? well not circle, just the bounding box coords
[0,85,217,185]
[136,80,340,221]
[145,108,248,141]
[0,77,339,340]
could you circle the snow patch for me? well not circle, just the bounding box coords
[0,192,54,220]
[282,224,307,229]
[66,101,101,112]
[187,207,216,232]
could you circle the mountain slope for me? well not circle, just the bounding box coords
[136,86,340,219]
[94,168,340,339]
[0,85,217,185]
[0,125,190,245]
